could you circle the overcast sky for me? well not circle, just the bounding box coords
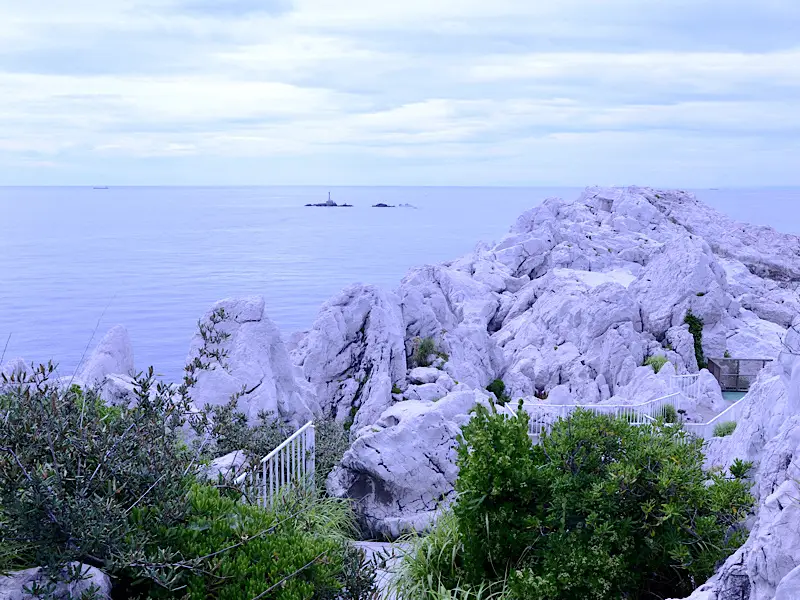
[1,0,799,186]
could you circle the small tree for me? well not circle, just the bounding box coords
[454,406,754,600]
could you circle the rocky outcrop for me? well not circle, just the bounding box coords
[292,285,406,433]
[318,187,800,535]
[186,296,318,428]
[74,325,134,388]
[201,449,248,482]
[0,563,111,599]
[327,388,491,538]
[670,323,800,600]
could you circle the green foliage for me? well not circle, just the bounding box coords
[413,337,448,368]
[643,355,669,374]
[724,350,732,358]
[485,379,511,405]
[438,407,754,600]
[193,398,286,462]
[314,420,350,492]
[392,384,403,395]
[0,363,196,573]
[730,459,753,480]
[137,485,366,600]
[714,421,737,437]
[696,292,706,297]
[391,511,511,600]
[684,310,707,369]
[659,403,679,423]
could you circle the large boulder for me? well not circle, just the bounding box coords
[327,389,491,538]
[292,285,407,432]
[74,325,134,388]
[187,296,318,428]
[0,563,111,599]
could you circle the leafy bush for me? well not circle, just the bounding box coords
[0,364,196,573]
[391,511,510,600]
[714,421,737,437]
[412,337,448,368]
[660,403,679,423]
[724,350,732,358]
[684,310,707,369]
[644,355,669,374]
[442,406,753,600]
[314,419,350,491]
[134,485,365,600]
[485,379,510,405]
[730,458,753,480]
[193,397,286,461]
[392,384,403,395]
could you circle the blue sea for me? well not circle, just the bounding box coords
[1,186,799,381]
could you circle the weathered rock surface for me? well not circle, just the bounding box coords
[317,187,800,536]
[670,323,800,600]
[201,449,248,482]
[187,296,318,428]
[292,285,407,433]
[74,325,134,388]
[0,563,111,599]
[327,389,491,538]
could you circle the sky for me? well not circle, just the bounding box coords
[1,0,799,186]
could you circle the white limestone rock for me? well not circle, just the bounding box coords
[75,325,134,388]
[407,383,448,403]
[0,563,111,600]
[202,449,248,482]
[327,389,491,538]
[187,296,318,428]
[408,367,442,385]
[399,265,505,389]
[292,285,407,432]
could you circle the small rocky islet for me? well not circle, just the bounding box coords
[4,186,800,599]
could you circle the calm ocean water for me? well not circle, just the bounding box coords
[1,186,799,381]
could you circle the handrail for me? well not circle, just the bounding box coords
[234,420,316,507]
[259,421,315,465]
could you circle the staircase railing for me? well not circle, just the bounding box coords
[670,374,700,399]
[234,420,316,508]
[498,393,680,439]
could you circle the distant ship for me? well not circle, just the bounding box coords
[93,186,109,190]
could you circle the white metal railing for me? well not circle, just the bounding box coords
[234,421,316,508]
[683,396,749,440]
[499,393,680,440]
[671,374,700,399]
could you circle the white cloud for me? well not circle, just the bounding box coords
[0,0,798,184]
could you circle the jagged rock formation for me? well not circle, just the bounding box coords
[74,325,135,388]
[321,186,800,537]
[669,321,800,600]
[327,388,492,538]
[186,296,319,428]
[291,285,407,434]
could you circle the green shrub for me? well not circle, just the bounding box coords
[412,337,448,368]
[714,421,737,437]
[135,485,365,600]
[485,379,511,405]
[684,310,707,369]
[724,350,731,358]
[730,458,753,480]
[392,384,403,395]
[659,403,679,423]
[314,419,350,492]
[446,407,753,600]
[0,364,197,573]
[643,355,669,374]
[391,511,510,600]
